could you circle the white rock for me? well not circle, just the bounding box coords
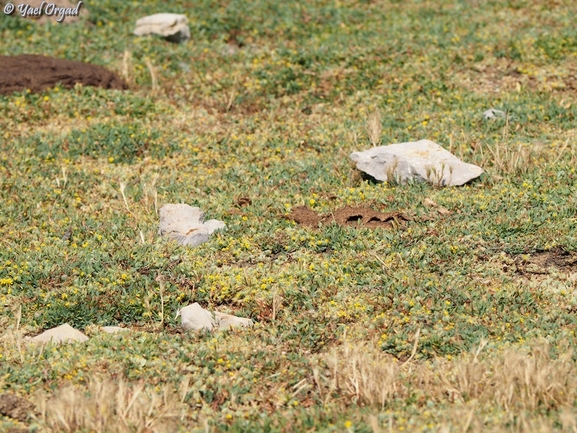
[214,311,253,329]
[202,219,228,234]
[177,303,215,331]
[350,139,483,186]
[176,303,253,331]
[483,109,506,119]
[159,204,225,247]
[26,324,88,344]
[134,13,190,43]
[101,326,129,334]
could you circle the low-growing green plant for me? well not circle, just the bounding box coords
[2,0,577,430]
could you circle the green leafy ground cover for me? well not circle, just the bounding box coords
[2,0,577,431]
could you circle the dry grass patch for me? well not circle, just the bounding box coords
[312,339,577,413]
[471,128,577,176]
[456,57,577,98]
[454,59,527,95]
[32,376,190,433]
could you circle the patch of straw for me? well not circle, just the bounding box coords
[144,57,159,93]
[32,376,189,433]
[367,110,382,147]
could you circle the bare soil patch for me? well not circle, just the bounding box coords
[0,393,34,422]
[526,248,577,270]
[0,55,127,95]
[512,247,577,276]
[289,206,408,229]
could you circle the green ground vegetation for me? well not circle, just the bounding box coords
[2,0,577,431]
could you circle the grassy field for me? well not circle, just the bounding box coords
[2,0,577,431]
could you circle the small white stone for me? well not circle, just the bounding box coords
[101,326,129,334]
[177,303,253,332]
[177,303,215,331]
[483,109,506,119]
[214,311,253,329]
[26,323,88,344]
[134,13,190,43]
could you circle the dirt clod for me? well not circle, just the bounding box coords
[290,206,321,227]
[0,55,127,95]
[0,393,34,422]
[289,206,408,229]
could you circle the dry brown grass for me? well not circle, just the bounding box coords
[455,57,577,98]
[473,126,577,177]
[312,339,577,431]
[144,57,159,94]
[31,376,190,433]
[367,110,382,148]
[121,50,134,86]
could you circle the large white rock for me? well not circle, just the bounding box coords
[134,13,190,43]
[176,303,253,332]
[350,139,483,186]
[177,303,215,331]
[26,323,89,344]
[159,204,225,247]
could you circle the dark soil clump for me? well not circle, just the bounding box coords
[0,393,34,422]
[290,206,408,229]
[0,54,127,95]
[290,206,321,227]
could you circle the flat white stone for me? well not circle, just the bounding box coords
[159,204,225,247]
[214,311,253,329]
[350,139,483,186]
[483,108,506,119]
[26,323,89,344]
[177,303,253,331]
[101,326,129,334]
[134,13,190,43]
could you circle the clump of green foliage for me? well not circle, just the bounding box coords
[2,0,577,431]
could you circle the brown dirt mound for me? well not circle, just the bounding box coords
[290,206,408,229]
[0,55,127,95]
[0,393,34,422]
[290,206,320,227]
